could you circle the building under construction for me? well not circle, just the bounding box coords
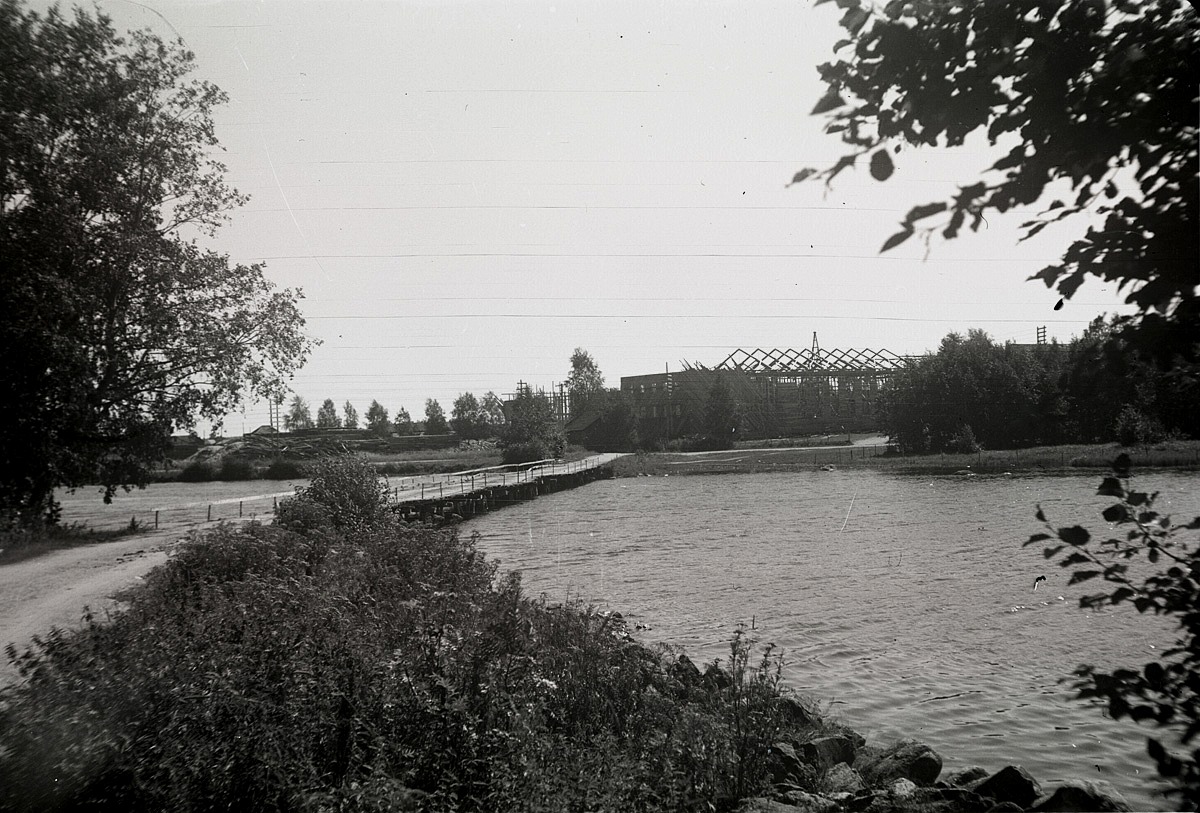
[620,335,908,440]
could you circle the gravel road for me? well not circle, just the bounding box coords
[0,526,197,687]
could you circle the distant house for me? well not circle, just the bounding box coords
[246,424,279,436]
[563,409,601,446]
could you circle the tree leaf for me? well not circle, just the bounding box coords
[1112,453,1132,478]
[1096,477,1125,498]
[840,6,870,34]
[788,168,818,186]
[811,88,846,115]
[1058,525,1090,546]
[1068,570,1102,585]
[1102,504,1130,523]
[879,228,913,253]
[903,201,948,225]
[869,149,894,181]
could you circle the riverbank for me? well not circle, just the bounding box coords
[0,463,1150,811]
[612,439,1200,478]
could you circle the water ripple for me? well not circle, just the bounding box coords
[469,470,1199,811]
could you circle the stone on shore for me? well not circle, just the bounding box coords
[824,762,865,794]
[767,741,807,786]
[855,739,943,786]
[943,765,989,787]
[887,778,918,799]
[970,765,1042,808]
[738,795,837,813]
[801,734,857,768]
[777,695,818,727]
[1032,779,1133,812]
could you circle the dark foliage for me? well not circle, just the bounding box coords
[176,460,216,483]
[802,0,1198,329]
[703,377,742,450]
[881,324,1194,453]
[0,1,312,526]
[500,391,566,464]
[0,459,815,812]
[576,389,641,453]
[1027,454,1200,806]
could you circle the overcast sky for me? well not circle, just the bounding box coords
[54,0,1136,432]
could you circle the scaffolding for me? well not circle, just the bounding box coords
[623,338,909,439]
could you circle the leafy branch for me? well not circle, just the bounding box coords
[1026,452,1200,806]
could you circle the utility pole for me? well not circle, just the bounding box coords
[665,362,671,439]
[268,394,283,431]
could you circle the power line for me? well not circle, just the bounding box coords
[300,313,1097,324]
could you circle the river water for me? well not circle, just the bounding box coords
[467,469,1199,810]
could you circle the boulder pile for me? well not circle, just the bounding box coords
[744,732,1133,813]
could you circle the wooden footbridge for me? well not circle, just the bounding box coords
[387,453,624,525]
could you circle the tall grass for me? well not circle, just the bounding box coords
[0,458,824,812]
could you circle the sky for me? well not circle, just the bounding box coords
[47,0,1137,433]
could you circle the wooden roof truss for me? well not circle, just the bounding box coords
[714,346,906,375]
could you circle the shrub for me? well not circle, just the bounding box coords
[218,455,255,481]
[500,439,560,464]
[500,391,566,463]
[261,458,306,480]
[1113,405,1166,446]
[947,424,982,454]
[276,455,388,530]
[0,503,824,812]
[176,460,215,482]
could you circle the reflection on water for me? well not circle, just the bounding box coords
[468,469,1199,811]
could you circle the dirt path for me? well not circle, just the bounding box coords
[0,525,202,687]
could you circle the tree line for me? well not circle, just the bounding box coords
[880,322,1197,455]
[280,393,505,439]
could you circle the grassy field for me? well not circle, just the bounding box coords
[612,439,1200,478]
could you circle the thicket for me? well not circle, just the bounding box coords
[881,322,1197,454]
[500,390,566,463]
[0,458,819,812]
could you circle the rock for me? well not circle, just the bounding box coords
[888,778,918,799]
[767,741,808,786]
[1032,779,1132,812]
[971,765,1042,808]
[736,799,804,813]
[985,803,1025,813]
[944,765,990,787]
[801,735,857,768]
[856,739,943,786]
[836,726,868,750]
[701,663,732,692]
[669,654,700,685]
[915,785,994,811]
[824,762,865,794]
[777,695,818,727]
[844,789,877,812]
[775,789,840,812]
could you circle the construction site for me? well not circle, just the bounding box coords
[619,335,909,441]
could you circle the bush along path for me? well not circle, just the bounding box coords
[0,459,1137,812]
